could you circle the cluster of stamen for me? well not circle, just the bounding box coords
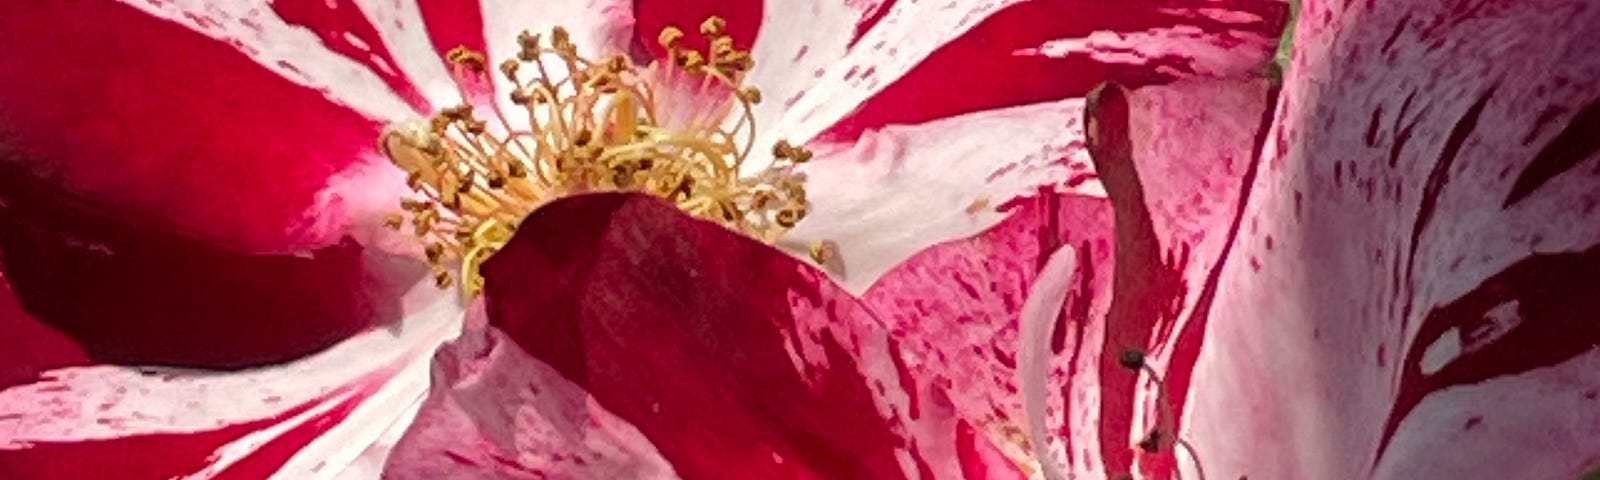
[381,18,811,294]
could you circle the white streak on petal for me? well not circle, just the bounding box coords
[0,293,464,465]
[348,0,465,109]
[1019,245,1077,480]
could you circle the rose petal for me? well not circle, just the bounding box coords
[783,100,1098,293]
[384,302,680,480]
[763,0,1289,146]
[0,0,460,251]
[0,168,415,368]
[0,271,88,391]
[632,0,891,142]
[1181,1,1600,479]
[1068,78,1277,479]
[0,295,463,480]
[391,192,1034,479]
[863,193,1117,475]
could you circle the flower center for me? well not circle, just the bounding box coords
[380,18,811,294]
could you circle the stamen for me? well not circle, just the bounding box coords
[1120,348,1209,480]
[382,18,811,295]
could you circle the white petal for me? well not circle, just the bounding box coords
[782,100,1099,293]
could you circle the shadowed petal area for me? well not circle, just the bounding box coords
[1182,0,1600,479]
[0,0,391,252]
[0,167,411,368]
[0,273,87,391]
[389,192,1030,479]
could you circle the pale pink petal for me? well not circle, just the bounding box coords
[1184,0,1600,478]
[863,193,1118,478]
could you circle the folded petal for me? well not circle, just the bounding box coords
[0,296,464,480]
[633,0,891,139]
[392,192,1031,479]
[384,302,680,480]
[1181,1,1600,479]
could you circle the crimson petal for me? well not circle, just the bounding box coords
[0,0,390,252]
[391,192,1025,479]
[0,168,417,369]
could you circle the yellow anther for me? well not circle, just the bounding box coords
[384,18,812,295]
[699,16,726,36]
[445,46,487,72]
[658,26,684,49]
[739,86,762,104]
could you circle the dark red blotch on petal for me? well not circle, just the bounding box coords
[0,167,416,369]
[1378,243,1600,467]
[481,192,909,480]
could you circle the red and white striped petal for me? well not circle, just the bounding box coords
[765,0,1288,146]
[1184,0,1600,478]
[863,192,1117,477]
[783,100,1098,293]
[0,294,463,480]
[764,0,1286,292]
[387,192,1045,479]
[0,0,451,252]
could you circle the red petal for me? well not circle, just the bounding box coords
[392,192,1012,479]
[816,0,1290,143]
[1182,1,1600,478]
[632,0,762,59]
[0,0,387,251]
[481,192,914,479]
[0,272,87,391]
[0,169,417,368]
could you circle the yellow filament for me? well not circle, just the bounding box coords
[382,19,813,295]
